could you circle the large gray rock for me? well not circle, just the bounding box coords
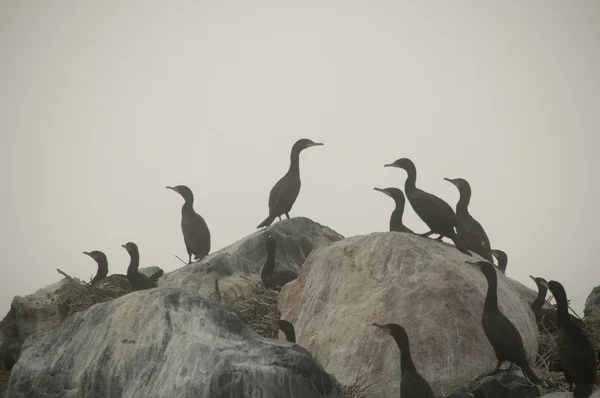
[6,287,343,398]
[584,285,600,321]
[160,217,344,297]
[0,267,162,372]
[279,232,540,397]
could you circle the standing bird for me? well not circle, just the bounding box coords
[546,280,596,397]
[122,242,157,291]
[467,260,540,384]
[529,276,585,331]
[491,249,508,273]
[444,177,493,262]
[83,250,130,290]
[276,320,296,343]
[372,323,435,398]
[257,138,323,228]
[260,235,298,289]
[373,187,414,234]
[385,158,471,256]
[166,185,211,264]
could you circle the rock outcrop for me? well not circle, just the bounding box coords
[279,232,539,397]
[6,287,343,398]
[584,285,600,321]
[446,371,541,398]
[160,217,343,297]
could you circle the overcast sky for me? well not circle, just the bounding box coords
[1,1,598,318]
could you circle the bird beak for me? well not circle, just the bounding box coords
[121,245,127,250]
[373,187,391,197]
[384,163,397,168]
[83,251,92,257]
[443,178,457,186]
[308,142,323,147]
[166,186,176,191]
[372,323,391,334]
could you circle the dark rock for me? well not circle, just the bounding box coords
[584,285,600,321]
[446,371,541,398]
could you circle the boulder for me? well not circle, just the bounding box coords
[160,217,344,297]
[5,287,343,398]
[584,285,600,321]
[0,266,162,372]
[279,232,539,397]
[446,371,541,398]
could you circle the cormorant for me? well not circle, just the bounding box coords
[83,251,130,290]
[467,260,540,384]
[372,323,435,398]
[166,185,211,264]
[385,158,471,255]
[546,280,596,397]
[373,187,415,234]
[491,249,508,273]
[276,319,296,343]
[122,242,157,291]
[444,177,493,262]
[260,235,297,289]
[257,138,323,228]
[529,276,585,331]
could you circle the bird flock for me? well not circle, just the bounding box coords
[79,138,595,397]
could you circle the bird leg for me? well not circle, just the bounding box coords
[188,254,192,264]
[278,216,282,221]
[485,360,504,376]
[419,231,435,238]
[285,212,290,219]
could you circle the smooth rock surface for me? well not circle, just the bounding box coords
[279,232,539,397]
[584,285,600,321]
[6,287,343,398]
[160,217,343,297]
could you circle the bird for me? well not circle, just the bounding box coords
[466,260,540,384]
[491,249,508,273]
[166,185,211,264]
[260,235,298,289]
[372,323,435,398]
[122,242,157,291]
[276,319,296,343]
[373,187,415,234]
[257,138,323,228]
[529,276,585,331]
[385,158,471,255]
[545,280,596,397]
[444,177,493,262]
[82,251,130,290]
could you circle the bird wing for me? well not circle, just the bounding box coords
[482,312,529,364]
[457,216,493,261]
[560,324,597,383]
[182,212,211,257]
[401,371,435,398]
[268,173,301,215]
[409,189,456,231]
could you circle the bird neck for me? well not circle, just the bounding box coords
[390,206,405,232]
[456,191,471,215]
[288,152,301,175]
[483,273,499,311]
[553,288,571,327]
[391,335,416,372]
[181,200,195,214]
[127,251,140,275]
[261,246,276,276]
[92,262,108,285]
[403,169,417,194]
[283,327,296,343]
[531,285,547,311]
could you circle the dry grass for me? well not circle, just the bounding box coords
[343,374,380,398]
[56,270,130,319]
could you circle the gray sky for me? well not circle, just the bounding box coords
[1,1,599,318]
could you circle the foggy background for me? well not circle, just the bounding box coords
[1,1,598,317]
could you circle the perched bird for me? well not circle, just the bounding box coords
[529,276,585,331]
[260,235,298,289]
[467,260,540,384]
[372,323,435,398]
[373,187,415,234]
[257,138,323,228]
[491,249,508,273]
[276,319,296,343]
[385,158,471,255]
[444,177,493,262]
[122,242,157,291]
[166,185,211,264]
[83,251,130,290]
[545,280,596,397]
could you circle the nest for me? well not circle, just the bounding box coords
[534,316,600,392]
[223,276,281,339]
[56,269,130,319]
[343,374,379,398]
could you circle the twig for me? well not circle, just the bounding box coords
[174,255,187,265]
[57,268,76,282]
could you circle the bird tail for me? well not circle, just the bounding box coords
[257,215,276,229]
[522,364,541,385]
[573,385,594,398]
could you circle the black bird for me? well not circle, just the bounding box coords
[276,319,296,343]
[546,280,596,397]
[444,177,493,262]
[122,242,157,291]
[166,185,211,264]
[385,158,471,256]
[467,260,540,384]
[260,235,298,289]
[529,276,585,331]
[373,187,415,234]
[83,251,130,290]
[257,138,323,228]
[372,323,435,398]
[491,249,508,273]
